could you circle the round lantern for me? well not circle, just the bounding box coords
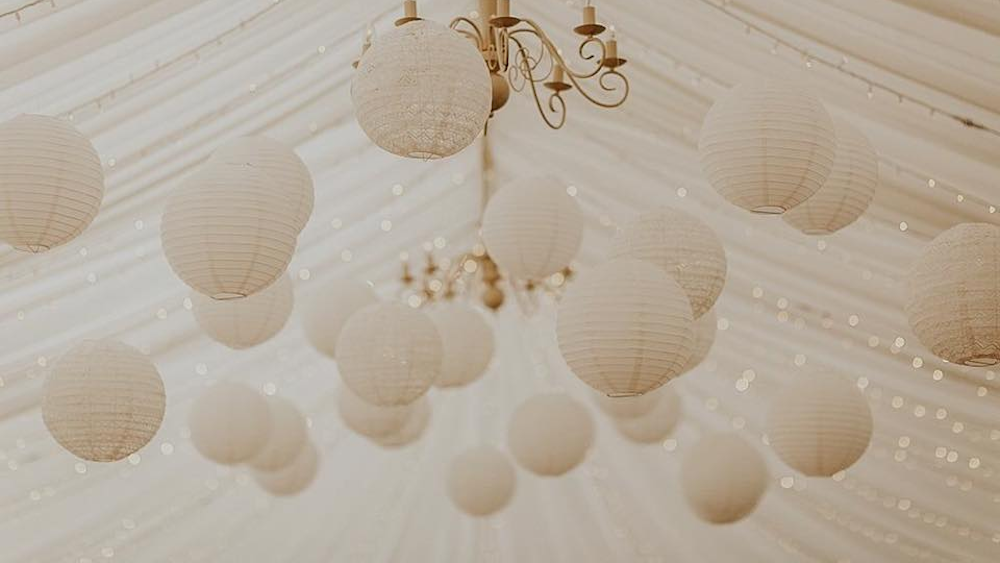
[42,340,165,462]
[682,308,717,375]
[698,80,836,214]
[611,207,727,319]
[481,176,584,280]
[161,162,299,300]
[255,441,320,497]
[0,114,104,252]
[428,302,494,388]
[447,446,516,517]
[595,390,660,419]
[906,223,1000,367]
[374,397,432,449]
[337,385,413,439]
[507,394,594,477]
[680,433,769,524]
[191,275,293,350]
[210,136,314,232]
[302,279,379,359]
[336,302,442,406]
[766,373,873,476]
[247,397,308,472]
[189,382,272,465]
[615,385,683,444]
[352,20,491,160]
[783,119,878,235]
[557,259,695,397]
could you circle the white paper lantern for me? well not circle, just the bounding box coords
[615,385,683,444]
[189,382,272,465]
[191,275,294,350]
[557,259,694,397]
[766,373,873,477]
[161,162,299,300]
[210,136,314,232]
[680,433,769,524]
[337,385,413,439]
[352,20,491,160]
[428,302,494,388]
[302,279,379,359]
[42,340,165,462]
[611,207,727,319]
[336,302,442,406]
[595,390,660,419]
[247,397,308,472]
[0,114,104,252]
[783,119,878,235]
[482,176,584,280]
[699,80,836,214]
[373,396,432,449]
[447,446,516,517]
[507,394,594,477]
[682,308,717,375]
[906,223,1000,367]
[255,441,320,497]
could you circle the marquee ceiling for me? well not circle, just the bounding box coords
[0,0,998,561]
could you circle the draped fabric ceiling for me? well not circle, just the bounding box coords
[1,0,999,561]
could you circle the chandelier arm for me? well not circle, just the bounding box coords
[509,35,566,130]
[515,19,605,80]
[507,29,553,82]
[449,16,486,50]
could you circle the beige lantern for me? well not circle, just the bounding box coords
[302,279,379,359]
[189,382,272,465]
[699,80,836,214]
[682,308,717,375]
[255,441,320,497]
[191,275,294,350]
[373,396,432,449]
[337,385,414,440]
[906,223,1000,367]
[680,433,769,524]
[42,340,165,463]
[615,384,683,444]
[0,114,104,252]
[611,207,727,319]
[595,390,660,420]
[507,394,594,477]
[247,397,308,472]
[447,445,517,517]
[557,259,694,397]
[428,302,495,388]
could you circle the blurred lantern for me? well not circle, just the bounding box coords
[428,302,494,388]
[615,385,683,444]
[595,390,660,419]
[681,308,717,375]
[507,394,594,476]
[447,446,516,517]
[302,279,379,359]
[189,382,272,465]
[247,397,308,472]
[681,433,769,524]
[337,385,414,440]
[255,441,320,496]
[191,275,294,350]
[373,396,432,449]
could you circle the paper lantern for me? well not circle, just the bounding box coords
[682,308,717,375]
[699,80,836,214]
[0,114,104,252]
[557,259,694,397]
[255,441,320,497]
[680,433,769,524]
[42,340,165,462]
[906,223,1000,367]
[611,207,727,319]
[336,302,442,406]
[428,302,494,388]
[247,397,308,472]
[161,162,299,300]
[189,382,272,465]
[447,446,516,517]
[507,394,594,476]
[210,136,314,232]
[783,119,878,235]
[352,20,491,160]
[302,279,379,359]
[615,385,682,444]
[191,275,293,350]
[766,373,873,476]
[481,176,584,280]
[595,390,660,419]
[337,386,413,439]
[373,396,432,449]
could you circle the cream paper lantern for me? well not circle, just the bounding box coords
[335,302,442,406]
[161,162,299,299]
[447,446,516,517]
[247,397,308,472]
[507,394,594,477]
[481,176,584,280]
[680,433,769,524]
[0,114,104,252]
[699,80,836,214]
[189,382,272,465]
[906,223,1000,367]
[428,302,494,388]
[557,259,695,397]
[615,384,683,444]
[682,308,717,375]
[42,340,165,462]
[766,373,873,477]
[352,20,491,160]
[255,441,320,497]
[783,119,878,235]
[191,275,294,350]
[373,396,432,449]
[337,385,413,440]
[611,207,727,319]
[210,136,314,233]
[302,279,379,359]
[595,390,660,419]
